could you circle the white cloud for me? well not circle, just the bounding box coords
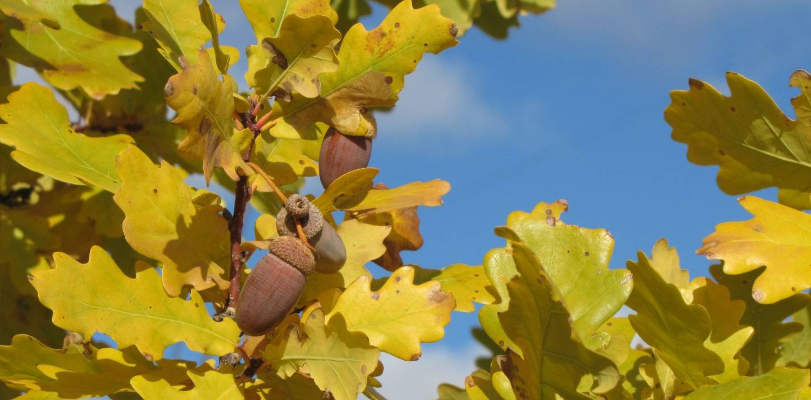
[375,342,490,400]
[375,56,506,143]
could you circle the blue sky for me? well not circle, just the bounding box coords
[19,0,811,398]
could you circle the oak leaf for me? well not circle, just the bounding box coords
[132,368,244,400]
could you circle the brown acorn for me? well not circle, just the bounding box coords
[235,237,314,336]
[319,127,372,189]
[277,194,347,274]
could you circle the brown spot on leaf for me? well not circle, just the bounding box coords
[164,81,173,97]
[395,276,401,283]
[546,216,556,226]
[449,24,458,37]
[263,39,288,70]
[361,365,367,374]
[271,18,275,23]
[730,106,736,112]
[689,78,704,89]
[752,224,763,232]
[143,353,153,362]
[371,293,380,300]
[411,353,421,361]
[395,22,400,28]
[584,251,590,257]
[753,289,764,302]
[384,76,393,84]
[153,188,158,194]
[193,86,198,95]
[545,209,552,215]
[718,150,726,156]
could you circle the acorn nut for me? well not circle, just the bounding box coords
[235,237,314,336]
[319,127,372,189]
[276,196,347,274]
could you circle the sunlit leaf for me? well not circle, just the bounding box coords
[0,83,133,192]
[505,200,633,349]
[199,0,230,74]
[496,243,620,398]
[682,367,809,400]
[436,383,469,400]
[665,73,811,209]
[327,266,455,360]
[0,335,193,398]
[0,1,143,99]
[132,368,243,400]
[407,264,494,313]
[165,50,251,184]
[298,218,390,306]
[254,15,340,99]
[264,308,379,400]
[269,0,458,139]
[142,0,217,70]
[699,196,811,304]
[113,145,231,297]
[246,370,325,400]
[31,246,240,361]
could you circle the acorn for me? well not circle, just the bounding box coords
[319,127,373,189]
[277,194,347,274]
[235,237,314,336]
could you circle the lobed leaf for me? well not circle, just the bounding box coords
[269,0,458,139]
[264,308,379,400]
[711,264,811,375]
[0,83,133,192]
[626,250,723,388]
[113,145,231,296]
[665,73,811,209]
[699,196,811,304]
[31,246,240,361]
[0,0,143,99]
[142,0,218,70]
[327,266,456,360]
[682,367,809,400]
[132,368,243,400]
[165,50,251,184]
[504,200,633,349]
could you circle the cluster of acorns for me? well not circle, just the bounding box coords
[235,129,372,336]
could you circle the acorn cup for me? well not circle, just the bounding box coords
[277,194,347,274]
[319,127,373,189]
[235,237,314,336]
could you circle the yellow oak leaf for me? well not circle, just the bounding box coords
[298,218,390,307]
[132,368,243,400]
[250,130,320,190]
[142,0,220,71]
[264,308,379,400]
[406,264,494,313]
[682,367,809,400]
[0,83,134,192]
[687,278,753,384]
[31,246,240,361]
[327,266,455,361]
[649,238,690,289]
[165,50,251,184]
[114,145,231,296]
[254,15,340,99]
[665,73,811,209]
[240,0,338,88]
[699,196,811,304]
[504,200,633,349]
[0,1,143,99]
[363,202,423,271]
[0,335,194,398]
[711,264,811,375]
[268,0,459,139]
[246,370,325,400]
[312,168,378,214]
[626,250,724,389]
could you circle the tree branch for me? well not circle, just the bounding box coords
[225,110,264,311]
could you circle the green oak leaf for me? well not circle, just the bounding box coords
[504,199,633,350]
[0,83,133,192]
[255,15,340,99]
[626,250,724,389]
[0,0,143,99]
[711,264,811,375]
[31,246,241,361]
[497,243,620,398]
[268,0,458,139]
[778,303,811,368]
[665,72,811,209]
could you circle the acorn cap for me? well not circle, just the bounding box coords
[276,202,324,239]
[285,194,311,219]
[269,236,316,277]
